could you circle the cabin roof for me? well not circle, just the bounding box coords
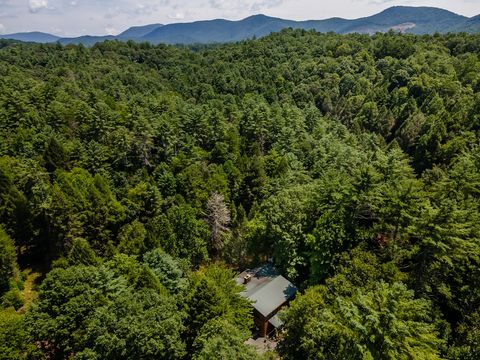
[236,263,297,318]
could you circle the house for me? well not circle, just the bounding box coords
[236,263,298,337]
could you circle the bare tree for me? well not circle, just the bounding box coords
[206,192,231,254]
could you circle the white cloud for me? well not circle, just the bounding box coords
[29,0,49,13]
[251,0,286,12]
[168,11,186,20]
[104,6,122,19]
[135,4,159,15]
[0,23,5,34]
[209,0,287,12]
[104,25,117,35]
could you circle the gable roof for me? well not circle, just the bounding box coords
[236,264,297,318]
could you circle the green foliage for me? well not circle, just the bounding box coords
[43,136,69,173]
[44,169,125,254]
[76,289,186,360]
[0,227,18,296]
[280,251,444,360]
[27,262,184,359]
[67,238,100,266]
[117,220,147,256]
[1,287,24,310]
[0,165,32,249]
[105,254,165,292]
[0,309,34,360]
[263,183,316,279]
[282,282,444,360]
[186,264,253,342]
[449,309,480,359]
[193,318,260,360]
[143,248,188,293]
[161,204,210,265]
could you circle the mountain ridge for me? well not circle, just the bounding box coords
[0,31,60,43]
[118,23,164,39]
[1,6,479,45]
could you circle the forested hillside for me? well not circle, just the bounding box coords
[1,30,480,359]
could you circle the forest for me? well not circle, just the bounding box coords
[1,29,480,359]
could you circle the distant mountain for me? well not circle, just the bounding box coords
[118,24,163,39]
[340,6,468,34]
[1,6,479,46]
[0,31,59,43]
[327,6,479,34]
[141,15,296,44]
[140,7,479,44]
[57,35,116,46]
[456,14,480,33]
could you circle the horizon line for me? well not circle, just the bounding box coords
[2,5,478,38]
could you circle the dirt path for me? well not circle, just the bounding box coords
[18,269,41,313]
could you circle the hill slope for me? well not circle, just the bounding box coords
[118,24,164,39]
[340,6,468,34]
[140,7,477,44]
[57,35,116,46]
[0,32,60,43]
[141,15,297,44]
[455,14,480,33]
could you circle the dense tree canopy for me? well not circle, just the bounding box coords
[280,250,446,359]
[0,29,480,358]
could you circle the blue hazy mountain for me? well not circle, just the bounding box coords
[118,24,163,39]
[1,6,479,46]
[56,35,116,46]
[317,6,468,34]
[0,31,60,43]
[455,14,480,33]
[141,15,296,44]
[140,7,477,44]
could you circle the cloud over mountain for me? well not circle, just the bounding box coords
[29,0,49,13]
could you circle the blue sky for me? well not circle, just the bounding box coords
[0,0,479,36]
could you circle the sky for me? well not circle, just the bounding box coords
[0,0,479,36]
